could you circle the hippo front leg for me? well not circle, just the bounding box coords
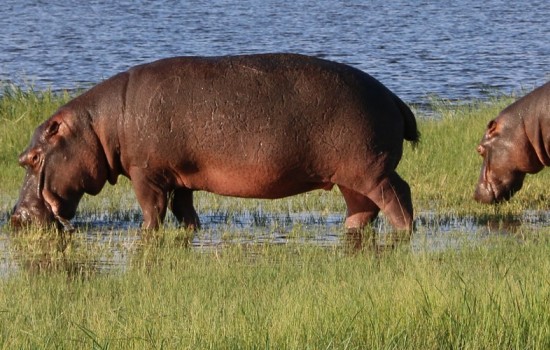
[366,172,413,232]
[129,170,168,230]
[170,188,201,230]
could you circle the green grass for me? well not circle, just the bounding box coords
[2,86,550,349]
[1,229,550,349]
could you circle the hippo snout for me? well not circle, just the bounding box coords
[10,203,57,230]
[474,182,496,204]
[474,176,523,204]
[10,207,30,229]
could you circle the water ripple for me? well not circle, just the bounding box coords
[0,0,549,103]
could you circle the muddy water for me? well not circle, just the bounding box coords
[1,209,547,276]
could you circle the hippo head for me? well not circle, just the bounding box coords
[11,107,109,231]
[474,115,542,204]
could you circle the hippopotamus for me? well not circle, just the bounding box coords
[11,53,419,233]
[474,81,550,203]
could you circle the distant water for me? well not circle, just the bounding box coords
[1,0,549,104]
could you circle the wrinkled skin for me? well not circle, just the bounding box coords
[11,53,419,233]
[474,81,550,203]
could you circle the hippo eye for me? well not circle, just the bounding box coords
[31,154,39,165]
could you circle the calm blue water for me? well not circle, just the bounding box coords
[1,0,549,104]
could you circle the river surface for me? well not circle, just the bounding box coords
[1,0,550,274]
[1,0,549,104]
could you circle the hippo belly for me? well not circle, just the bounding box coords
[180,164,335,199]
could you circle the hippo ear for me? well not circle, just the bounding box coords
[45,120,60,138]
[44,114,72,141]
[485,119,498,139]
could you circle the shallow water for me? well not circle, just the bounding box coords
[1,0,549,104]
[1,209,548,276]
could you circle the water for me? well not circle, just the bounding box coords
[1,0,549,104]
[0,207,546,276]
[2,0,550,273]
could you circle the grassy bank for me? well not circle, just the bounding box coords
[1,230,550,349]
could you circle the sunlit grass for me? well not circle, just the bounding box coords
[0,85,73,205]
[1,227,550,349]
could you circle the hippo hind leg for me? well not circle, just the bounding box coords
[364,172,413,232]
[169,188,201,230]
[339,171,413,233]
[338,185,380,232]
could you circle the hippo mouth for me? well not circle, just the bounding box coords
[474,159,499,203]
[37,160,75,232]
[474,154,521,204]
[475,177,523,204]
[474,181,498,204]
[11,158,75,232]
[45,204,75,232]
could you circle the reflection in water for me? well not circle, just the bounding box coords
[344,228,412,256]
[0,210,548,276]
[479,214,522,234]
[8,230,66,273]
[6,229,103,279]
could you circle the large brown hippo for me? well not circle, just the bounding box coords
[474,81,550,203]
[11,53,419,232]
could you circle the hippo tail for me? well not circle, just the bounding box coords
[395,95,420,147]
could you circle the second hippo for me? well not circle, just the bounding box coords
[475,81,550,203]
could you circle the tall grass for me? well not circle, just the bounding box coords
[1,229,550,349]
